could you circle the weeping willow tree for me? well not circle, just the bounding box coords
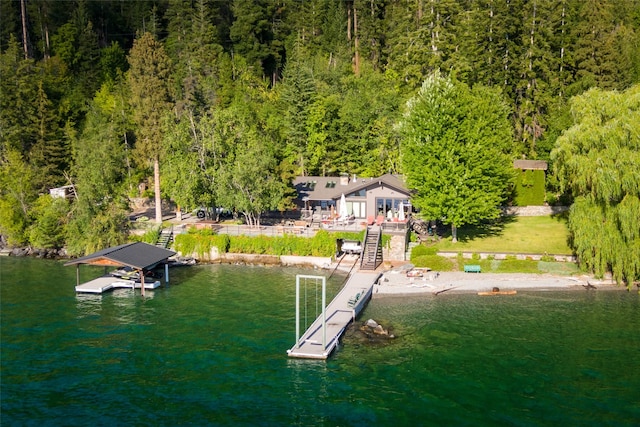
[551,85,640,288]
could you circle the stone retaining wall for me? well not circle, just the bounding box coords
[437,251,576,262]
[179,246,332,268]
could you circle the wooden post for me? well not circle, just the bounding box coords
[140,269,145,297]
[76,265,80,287]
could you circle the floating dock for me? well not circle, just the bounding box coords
[75,276,161,294]
[287,271,381,360]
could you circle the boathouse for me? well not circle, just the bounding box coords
[65,242,176,295]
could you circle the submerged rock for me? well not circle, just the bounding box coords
[345,318,396,345]
[365,319,379,328]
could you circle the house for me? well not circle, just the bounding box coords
[49,185,74,200]
[293,173,412,223]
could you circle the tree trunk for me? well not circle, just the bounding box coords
[20,0,29,59]
[353,3,360,75]
[154,156,162,223]
[451,224,458,243]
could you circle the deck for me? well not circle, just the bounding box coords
[287,271,381,359]
[75,276,161,294]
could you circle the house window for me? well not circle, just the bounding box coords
[376,198,410,219]
[346,201,366,218]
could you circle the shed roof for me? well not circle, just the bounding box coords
[64,242,176,270]
[514,160,548,170]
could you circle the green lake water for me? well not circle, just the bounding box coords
[1,257,639,426]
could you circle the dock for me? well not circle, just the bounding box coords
[75,276,161,294]
[287,271,381,359]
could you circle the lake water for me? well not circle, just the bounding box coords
[1,257,639,426]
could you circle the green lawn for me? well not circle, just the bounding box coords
[432,215,573,255]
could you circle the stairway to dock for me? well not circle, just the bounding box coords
[287,271,381,360]
[360,226,383,271]
[156,227,173,248]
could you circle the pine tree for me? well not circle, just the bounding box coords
[127,31,173,224]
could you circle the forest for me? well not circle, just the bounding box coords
[0,0,639,283]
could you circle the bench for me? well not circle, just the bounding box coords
[348,292,362,307]
[464,264,481,273]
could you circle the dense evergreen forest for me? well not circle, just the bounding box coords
[1,1,639,283]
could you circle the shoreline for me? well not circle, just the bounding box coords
[371,269,623,297]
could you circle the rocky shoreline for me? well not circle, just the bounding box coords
[0,246,68,259]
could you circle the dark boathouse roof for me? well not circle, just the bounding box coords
[64,242,176,270]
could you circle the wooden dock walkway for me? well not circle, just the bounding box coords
[287,271,381,360]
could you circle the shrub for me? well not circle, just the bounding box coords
[514,169,545,206]
[28,195,69,249]
[410,244,437,260]
[129,227,160,244]
[412,255,455,271]
[174,230,229,257]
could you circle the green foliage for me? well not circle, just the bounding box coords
[28,195,69,249]
[514,170,546,206]
[175,228,344,258]
[3,1,640,253]
[552,85,640,287]
[174,230,230,257]
[412,255,455,271]
[129,227,161,245]
[400,71,515,242]
[410,245,438,259]
[0,149,36,246]
[65,86,130,256]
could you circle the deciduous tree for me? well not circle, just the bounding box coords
[400,71,514,242]
[551,85,640,288]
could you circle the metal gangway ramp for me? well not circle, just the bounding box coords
[287,271,380,360]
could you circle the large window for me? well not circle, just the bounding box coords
[376,198,410,219]
[346,201,366,218]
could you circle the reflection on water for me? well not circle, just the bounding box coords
[1,258,639,426]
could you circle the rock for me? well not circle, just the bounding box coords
[365,319,379,328]
[373,325,388,335]
[12,248,28,257]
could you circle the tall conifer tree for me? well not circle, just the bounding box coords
[127,31,173,223]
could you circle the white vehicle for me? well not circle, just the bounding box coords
[341,240,362,255]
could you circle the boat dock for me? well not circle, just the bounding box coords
[75,276,161,294]
[287,271,381,360]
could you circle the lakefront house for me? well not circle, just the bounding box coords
[292,173,413,226]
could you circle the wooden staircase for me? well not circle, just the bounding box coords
[156,227,173,249]
[360,226,383,271]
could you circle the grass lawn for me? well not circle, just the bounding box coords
[431,215,573,255]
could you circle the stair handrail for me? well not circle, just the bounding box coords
[372,226,382,270]
[360,226,370,269]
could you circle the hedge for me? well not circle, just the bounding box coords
[514,169,545,206]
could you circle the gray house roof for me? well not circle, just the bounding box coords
[293,174,410,202]
[64,242,176,270]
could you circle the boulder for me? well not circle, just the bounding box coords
[365,319,379,328]
[373,325,388,335]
